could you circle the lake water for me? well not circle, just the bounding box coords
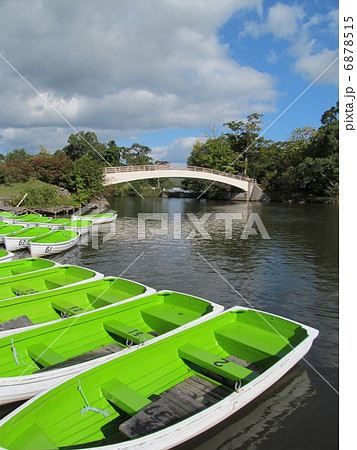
[1,198,339,449]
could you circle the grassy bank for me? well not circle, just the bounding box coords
[0,180,76,207]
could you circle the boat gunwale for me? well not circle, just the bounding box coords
[0,276,156,338]
[0,265,104,303]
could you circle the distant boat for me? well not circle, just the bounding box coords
[17,216,53,227]
[28,230,80,257]
[0,290,221,405]
[0,265,103,301]
[48,218,71,229]
[8,213,42,224]
[0,250,14,263]
[0,306,318,449]
[4,227,52,251]
[64,219,92,234]
[0,212,15,220]
[0,225,25,244]
[72,213,117,224]
[0,258,57,279]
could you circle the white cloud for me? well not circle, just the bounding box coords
[152,137,200,164]
[241,2,338,85]
[266,3,305,38]
[294,49,339,85]
[0,0,275,154]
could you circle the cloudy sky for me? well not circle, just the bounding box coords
[0,0,338,163]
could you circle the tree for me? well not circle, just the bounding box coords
[70,153,104,204]
[224,113,265,177]
[122,143,153,165]
[63,131,107,161]
[5,148,29,163]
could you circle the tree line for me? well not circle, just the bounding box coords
[186,103,338,203]
[0,135,156,205]
[0,103,338,205]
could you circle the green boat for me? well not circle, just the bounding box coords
[64,219,92,233]
[0,225,25,243]
[0,306,318,449]
[48,218,71,229]
[0,250,14,263]
[72,213,117,224]
[0,265,103,301]
[29,230,80,257]
[0,211,15,219]
[0,258,56,279]
[17,216,53,226]
[0,290,221,404]
[11,213,41,223]
[0,276,152,330]
[4,227,52,251]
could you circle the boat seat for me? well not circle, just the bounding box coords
[103,320,154,345]
[11,285,38,296]
[178,344,254,384]
[51,299,85,316]
[27,343,65,368]
[141,304,196,332]
[101,379,151,415]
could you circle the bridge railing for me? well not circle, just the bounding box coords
[104,165,256,183]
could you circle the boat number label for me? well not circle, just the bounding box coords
[128,329,144,337]
[19,239,27,246]
[213,358,229,367]
[45,246,52,253]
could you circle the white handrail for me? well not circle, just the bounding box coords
[103,165,256,183]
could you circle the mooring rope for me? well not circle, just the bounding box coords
[77,380,110,418]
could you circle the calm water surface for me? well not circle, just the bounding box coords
[2,198,338,449]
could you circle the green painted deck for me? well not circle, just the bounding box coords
[0,277,146,326]
[0,258,56,279]
[29,230,79,244]
[6,227,52,238]
[0,265,98,300]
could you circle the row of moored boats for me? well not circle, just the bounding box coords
[0,211,117,259]
[0,255,318,449]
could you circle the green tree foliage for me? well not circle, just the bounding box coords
[185,104,338,203]
[63,131,107,161]
[70,153,105,204]
[121,143,153,165]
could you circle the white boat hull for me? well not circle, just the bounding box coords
[4,236,32,251]
[29,234,80,257]
[0,291,222,406]
[72,214,117,224]
[64,225,92,234]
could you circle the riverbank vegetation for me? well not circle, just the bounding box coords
[0,103,338,206]
[186,103,339,203]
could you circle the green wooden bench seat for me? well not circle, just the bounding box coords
[178,344,254,384]
[103,320,154,345]
[101,379,151,415]
[27,343,65,368]
[51,299,85,316]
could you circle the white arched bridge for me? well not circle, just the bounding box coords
[103,165,263,200]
